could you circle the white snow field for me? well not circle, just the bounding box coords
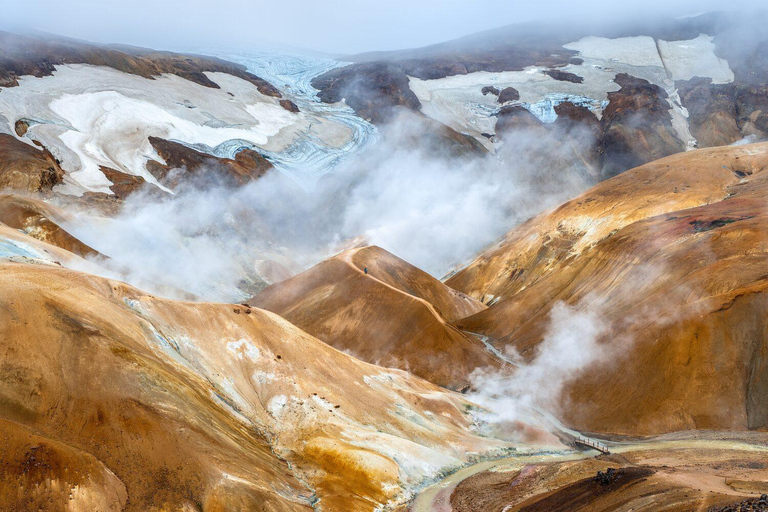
[409,34,735,151]
[0,56,374,194]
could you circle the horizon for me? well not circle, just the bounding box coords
[3,1,763,55]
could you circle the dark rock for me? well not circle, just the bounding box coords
[146,137,272,189]
[543,69,584,83]
[279,99,300,113]
[594,468,617,486]
[689,217,742,233]
[497,87,520,103]
[709,494,768,512]
[481,86,500,96]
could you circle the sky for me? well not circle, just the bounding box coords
[2,0,761,55]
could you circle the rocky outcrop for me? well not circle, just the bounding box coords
[0,31,281,98]
[279,98,300,113]
[0,134,64,192]
[13,119,28,137]
[312,62,421,124]
[543,69,584,83]
[598,73,684,179]
[146,137,272,188]
[497,86,520,103]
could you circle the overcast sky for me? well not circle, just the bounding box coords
[2,0,760,55]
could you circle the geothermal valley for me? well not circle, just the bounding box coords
[0,7,768,511]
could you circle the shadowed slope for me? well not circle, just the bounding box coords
[0,193,97,258]
[251,246,498,390]
[450,143,768,435]
[0,134,64,192]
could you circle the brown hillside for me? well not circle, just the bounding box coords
[451,143,768,435]
[0,193,97,257]
[251,246,498,390]
[0,233,506,510]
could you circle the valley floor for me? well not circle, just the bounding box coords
[410,431,768,511]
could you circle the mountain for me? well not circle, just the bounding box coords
[0,230,512,511]
[450,142,768,434]
[312,12,768,179]
[3,15,768,512]
[250,246,499,390]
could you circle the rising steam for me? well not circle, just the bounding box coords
[63,113,594,302]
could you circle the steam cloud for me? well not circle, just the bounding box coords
[468,302,608,426]
[64,113,593,302]
[464,252,708,437]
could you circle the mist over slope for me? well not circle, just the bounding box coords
[452,142,768,434]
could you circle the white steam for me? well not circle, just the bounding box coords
[468,302,608,425]
[63,115,593,302]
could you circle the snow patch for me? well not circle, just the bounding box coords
[657,34,734,83]
[563,36,664,68]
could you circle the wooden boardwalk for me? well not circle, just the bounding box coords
[574,436,611,454]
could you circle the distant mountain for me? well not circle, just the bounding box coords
[313,11,768,180]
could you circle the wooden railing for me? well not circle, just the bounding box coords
[574,436,610,454]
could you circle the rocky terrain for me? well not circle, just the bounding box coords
[313,13,768,179]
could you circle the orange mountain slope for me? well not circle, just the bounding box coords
[251,246,499,390]
[449,143,768,435]
[0,227,512,510]
[0,193,98,258]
